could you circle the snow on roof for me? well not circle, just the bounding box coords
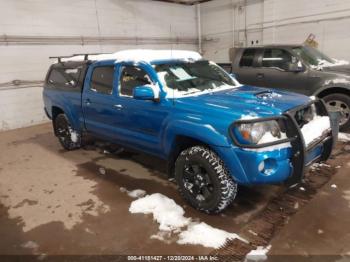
[61,49,202,63]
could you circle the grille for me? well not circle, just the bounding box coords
[294,104,317,128]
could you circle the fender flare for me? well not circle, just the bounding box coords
[161,120,250,184]
[162,119,231,157]
[50,101,81,132]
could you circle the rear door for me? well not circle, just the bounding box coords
[82,61,122,139]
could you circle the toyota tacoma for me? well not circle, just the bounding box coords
[43,50,335,213]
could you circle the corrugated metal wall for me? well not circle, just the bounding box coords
[0,0,198,131]
[200,0,350,63]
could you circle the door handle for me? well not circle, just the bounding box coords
[85,99,91,106]
[113,104,123,110]
[257,73,264,79]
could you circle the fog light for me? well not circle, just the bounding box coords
[258,161,265,172]
[258,158,277,176]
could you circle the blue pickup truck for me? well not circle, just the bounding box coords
[43,50,334,213]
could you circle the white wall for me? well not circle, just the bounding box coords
[0,0,198,131]
[200,0,350,62]
[200,0,234,62]
[261,0,350,60]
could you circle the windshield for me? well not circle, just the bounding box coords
[292,46,334,67]
[154,60,239,97]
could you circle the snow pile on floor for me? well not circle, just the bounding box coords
[301,116,330,146]
[129,193,190,231]
[310,162,331,171]
[245,245,271,262]
[21,241,39,250]
[120,187,146,199]
[177,222,246,248]
[150,231,172,244]
[339,133,350,142]
[129,193,246,248]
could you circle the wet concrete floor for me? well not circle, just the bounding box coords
[0,123,282,256]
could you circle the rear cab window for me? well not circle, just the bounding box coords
[47,67,81,88]
[239,49,257,67]
[90,66,114,95]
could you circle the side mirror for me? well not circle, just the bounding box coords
[133,85,156,101]
[288,61,304,72]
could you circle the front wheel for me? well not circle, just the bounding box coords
[175,146,237,214]
[323,93,350,131]
[54,114,81,150]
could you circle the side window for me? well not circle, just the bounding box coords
[262,49,293,70]
[91,66,114,95]
[119,66,152,97]
[239,49,256,67]
[48,68,81,87]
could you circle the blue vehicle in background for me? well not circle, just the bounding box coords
[43,50,335,213]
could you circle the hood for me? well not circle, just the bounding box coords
[321,64,350,75]
[174,85,311,119]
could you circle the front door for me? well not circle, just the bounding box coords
[256,48,314,95]
[112,63,170,155]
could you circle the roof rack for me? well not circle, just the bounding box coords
[49,53,112,63]
[72,53,111,60]
[49,55,75,63]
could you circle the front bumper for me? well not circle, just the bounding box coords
[227,100,335,185]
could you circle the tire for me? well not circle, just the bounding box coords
[175,146,237,214]
[53,114,81,150]
[323,93,350,132]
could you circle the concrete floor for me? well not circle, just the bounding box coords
[269,143,350,258]
[0,123,281,256]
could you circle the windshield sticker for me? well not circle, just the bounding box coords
[169,67,194,81]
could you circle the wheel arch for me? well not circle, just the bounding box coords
[162,120,232,177]
[51,103,81,132]
[166,135,212,178]
[51,106,64,121]
[51,106,65,136]
[316,86,350,98]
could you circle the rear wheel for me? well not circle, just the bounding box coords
[54,114,81,150]
[323,93,350,131]
[175,146,237,213]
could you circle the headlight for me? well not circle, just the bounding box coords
[236,120,286,145]
[303,104,316,122]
